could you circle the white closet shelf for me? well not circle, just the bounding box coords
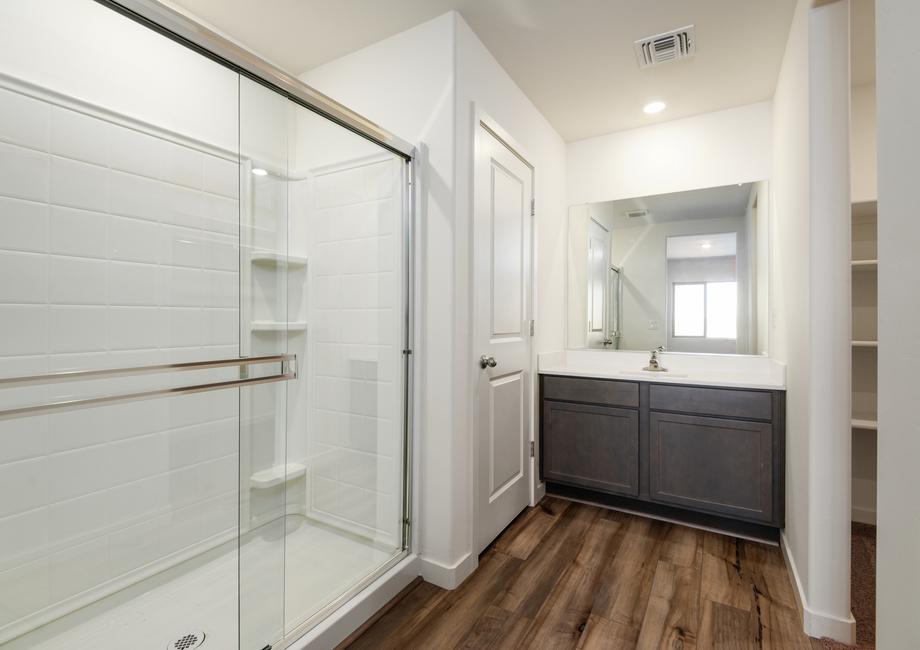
[250,250,308,267]
[250,462,307,489]
[251,320,307,332]
[851,198,878,210]
[852,416,878,431]
[852,340,878,348]
[851,259,878,270]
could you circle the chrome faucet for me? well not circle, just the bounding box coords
[643,346,667,372]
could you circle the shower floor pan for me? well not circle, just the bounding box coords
[4,515,397,650]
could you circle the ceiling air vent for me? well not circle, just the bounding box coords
[625,209,650,219]
[634,26,695,69]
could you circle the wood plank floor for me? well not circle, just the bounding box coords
[345,497,825,649]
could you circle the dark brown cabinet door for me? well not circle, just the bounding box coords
[649,412,774,523]
[543,400,639,496]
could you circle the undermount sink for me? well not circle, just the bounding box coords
[618,370,689,379]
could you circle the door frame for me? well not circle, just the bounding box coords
[471,107,540,558]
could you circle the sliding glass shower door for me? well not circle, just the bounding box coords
[0,2,411,649]
[282,87,409,642]
[0,2,252,647]
[238,76,411,645]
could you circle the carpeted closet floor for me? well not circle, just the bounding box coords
[821,523,876,650]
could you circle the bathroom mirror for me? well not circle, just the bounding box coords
[566,182,770,355]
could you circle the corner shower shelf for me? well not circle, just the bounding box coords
[250,250,308,267]
[852,340,878,348]
[250,462,307,489]
[251,320,307,332]
[851,259,878,270]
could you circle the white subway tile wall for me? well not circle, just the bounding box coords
[308,157,402,542]
[0,85,242,633]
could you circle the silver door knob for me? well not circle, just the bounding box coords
[479,355,497,369]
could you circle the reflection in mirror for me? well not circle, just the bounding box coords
[567,182,769,355]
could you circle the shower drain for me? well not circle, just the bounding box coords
[166,631,206,650]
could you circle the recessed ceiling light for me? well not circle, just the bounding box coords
[700,241,712,249]
[252,168,268,177]
[643,101,666,115]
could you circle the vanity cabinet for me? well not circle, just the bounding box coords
[542,376,640,495]
[648,412,773,522]
[543,401,639,496]
[648,384,773,420]
[542,375,639,408]
[540,374,785,534]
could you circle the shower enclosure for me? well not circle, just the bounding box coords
[0,2,413,649]
[606,266,622,349]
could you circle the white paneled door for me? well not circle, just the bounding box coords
[474,120,534,554]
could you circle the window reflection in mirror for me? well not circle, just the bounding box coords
[566,182,769,356]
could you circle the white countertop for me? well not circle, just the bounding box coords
[539,349,786,390]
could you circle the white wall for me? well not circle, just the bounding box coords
[0,0,238,153]
[566,101,773,206]
[806,3,852,641]
[302,11,567,587]
[772,0,854,643]
[851,83,877,203]
[772,3,812,616]
[876,0,920,647]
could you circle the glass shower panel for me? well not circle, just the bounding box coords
[281,102,409,635]
[0,1,245,648]
[608,267,622,349]
[237,82,411,642]
[238,77,292,650]
[0,2,411,649]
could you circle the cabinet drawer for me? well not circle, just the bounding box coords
[649,384,772,420]
[649,412,774,523]
[543,400,639,496]
[542,375,639,408]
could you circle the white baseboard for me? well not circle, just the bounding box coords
[419,551,478,590]
[531,478,546,506]
[780,532,857,645]
[287,554,421,650]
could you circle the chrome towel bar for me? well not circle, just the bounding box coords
[0,354,296,387]
[0,354,296,420]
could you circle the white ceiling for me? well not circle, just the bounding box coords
[167,0,798,142]
[594,183,754,230]
[667,232,737,259]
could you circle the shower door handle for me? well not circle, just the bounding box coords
[479,355,497,369]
